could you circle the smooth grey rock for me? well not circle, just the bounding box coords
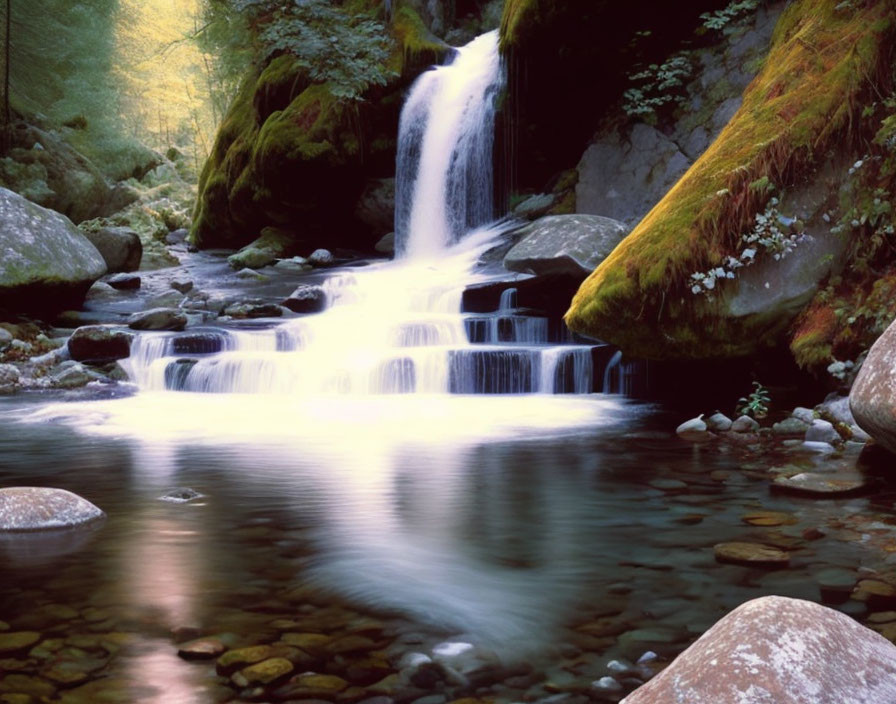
[512,193,557,220]
[106,272,141,290]
[127,308,187,331]
[170,277,194,294]
[51,362,95,388]
[676,416,710,443]
[576,124,690,228]
[731,415,760,433]
[309,248,335,266]
[165,228,189,245]
[503,215,628,278]
[158,488,205,504]
[235,267,267,281]
[805,419,840,445]
[706,412,733,432]
[791,407,816,424]
[818,394,856,425]
[0,328,12,351]
[772,417,810,436]
[274,256,311,272]
[620,597,896,704]
[592,676,622,693]
[0,487,104,531]
[81,226,142,272]
[0,187,106,313]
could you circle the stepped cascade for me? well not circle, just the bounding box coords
[125,31,621,398]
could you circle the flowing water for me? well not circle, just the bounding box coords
[1,30,895,703]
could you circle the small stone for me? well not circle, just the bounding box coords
[648,479,688,492]
[0,329,12,352]
[773,473,870,497]
[713,542,790,567]
[106,273,141,290]
[127,308,187,331]
[236,657,294,685]
[731,415,760,433]
[805,419,841,445]
[177,637,226,660]
[816,568,857,605]
[158,488,204,504]
[278,673,348,697]
[0,633,41,655]
[676,416,711,443]
[279,632,332,653]
[741,511,798,527]
[216,645,273,674]
[67,326,131,363]
[235,268,268,281]
[772,417,810,435]
[792,407,816,424]
[282,285,327,314]
[853,579,896,609]
[705,412,733,431]
[170,277,194,294]
[308,249,334,266]
[636,651,657,664]
[328,635,377,654]
[591,676,622,692]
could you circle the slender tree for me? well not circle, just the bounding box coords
[2,0,10,153]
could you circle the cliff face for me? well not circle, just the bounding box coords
[562,0,895,364]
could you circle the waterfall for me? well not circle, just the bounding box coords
[120,31,627,399]
[394,30,504,258]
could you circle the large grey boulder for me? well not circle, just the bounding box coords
[503,215,628,278]
[0,187,107,313]
[851,318,896,454]
[81,226,142,272]
[622,596,896,704]
[0,487,104,531]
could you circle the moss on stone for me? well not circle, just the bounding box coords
[565,0,895,360]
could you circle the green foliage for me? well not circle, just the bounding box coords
[700,0,759,32]
[622,54,692,121]
[207,0,395,102]
[736,381,770,419]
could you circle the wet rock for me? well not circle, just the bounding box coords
[0,364,21,394]
[805,419,840,445]
[279,632,332,654]
[216,645,274,675]
[233,657,294,686]
[713,542,790,567]
[592,676,622,694]
[503,215,628,278]
[705,413,732,432]
[620,596,896,704]
[375,233,395,256]
[223,302,283,319]
[817,394,855,425]
[67,326,131,363]
[106,273,140,290]
[170,277,193,294]
[308,249,335,267]
[235,267,268,281]
[0,632,41,655]
[0,673,56,699]
[81,226,142,272]
[816,568,856,605]
[676,416,710,443]
[274,256,311,272]
[853,579,896,610]
[165,228,188,245]
[127,308,187,331]
[0,328,13,351]
[228,227,295,270]
[791,407,815,424]
[772,472,871,497]
[275,673,348,698]
[741,511,797,527]
[648,479,687,492]
[772,417,810,435]
[158,488,204,504]
[50,362,96,389]
[282,285,327,314]
[0,487,104,530]
[327,634,377,655]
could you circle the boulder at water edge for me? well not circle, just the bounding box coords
[503,215,628,279]
[0,487,105,531]
[621,596,896,704]
[81,226,142,272]
[851,318,896,455]
[0,187,107,314]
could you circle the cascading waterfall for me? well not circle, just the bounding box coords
[124,30,607,398]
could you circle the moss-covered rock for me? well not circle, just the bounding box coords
[191,1,448,252]
[566,0,895,360]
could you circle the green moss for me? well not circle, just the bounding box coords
[500,0,540,52]
[390,3,447,74]
[565,0,894,360]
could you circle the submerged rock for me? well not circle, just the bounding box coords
[620,596,896,703]
[0,186,107,314]
[0,487,104,531]
[503,215,628,279]
[158,488,205,504]
[713,542,790,568]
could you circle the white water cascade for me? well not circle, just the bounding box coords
[123,30,610,398]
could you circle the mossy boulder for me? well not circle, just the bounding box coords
[566,0,895,360]
[191,2,447,252]
[228,227,297,270]
[0,187,107,315]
